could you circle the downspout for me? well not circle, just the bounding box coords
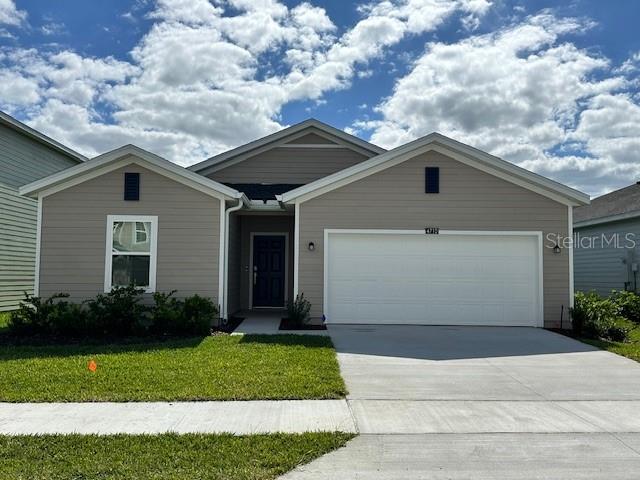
[222,196,245,321]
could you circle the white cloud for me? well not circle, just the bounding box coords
[0,0,26,26]
[617,51,640,74]
[1,0,484,163]
[365,13,636,194]
[0,70,39,107]
[2,1,637,195]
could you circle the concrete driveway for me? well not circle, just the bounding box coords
[282,325,640,479]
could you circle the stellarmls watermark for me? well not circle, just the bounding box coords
[546,232,637,250]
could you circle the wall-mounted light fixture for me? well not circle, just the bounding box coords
[553,244,561,254]
[308,241,315,251]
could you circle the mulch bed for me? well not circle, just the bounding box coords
[279,319,327,331]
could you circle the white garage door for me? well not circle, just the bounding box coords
[324,231,542,327]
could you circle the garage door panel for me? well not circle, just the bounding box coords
[325,232,541,327]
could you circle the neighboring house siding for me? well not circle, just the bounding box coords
[235,214,294,312]
[574,218,640,296]
[207,147,369,185]
[39,162,221,303]
[298,150,570,328]
[0,184,37,310]
[0,124,79,187]
[0,123,79,310]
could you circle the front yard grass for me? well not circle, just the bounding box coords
[0,432,354,480]
[0,334,347,402]
[579,327,640,362]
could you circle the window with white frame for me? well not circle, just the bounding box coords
[105,215,158,292]
[134,221,148,244]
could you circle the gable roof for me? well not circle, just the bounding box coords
[574,182,640,227]
[188,119,386,175]
[20,144,244,201]
[278,132,590,207]
[0,110,87,164]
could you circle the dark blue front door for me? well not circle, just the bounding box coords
[253,235,286,307]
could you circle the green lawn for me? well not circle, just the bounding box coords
[580,328,640,362]
[0,335,347,402]
[0,432,353,480]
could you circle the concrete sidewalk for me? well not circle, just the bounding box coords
[280,433,640,480]
[232,311,328,336]
[0,400,356,435]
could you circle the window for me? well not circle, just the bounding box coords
[135,222,148,244]
[105,215,157,292]
[124,172,140,201]
[425,167,439,194]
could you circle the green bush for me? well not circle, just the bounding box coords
[571,291,636,342]
[150,292,217,335]
[84,286,150,336]
[286,293,311,327]
[8,288,217,338]
[181,294,218,335]
[611,290,640,324]
[150,290,183,334]
[604,317,636,342]
[8,293,86,336]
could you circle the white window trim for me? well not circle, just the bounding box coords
[104,215,158,293]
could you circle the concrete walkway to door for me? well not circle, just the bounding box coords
[282,325,640,479]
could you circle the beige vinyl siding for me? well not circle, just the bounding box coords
[298,150,570,328]
[285,133,337,144]
[207,147,369,185]
[234,214,295,311]
[39,162,221,303]
[0,184,37,310]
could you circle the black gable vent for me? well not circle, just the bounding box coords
[124,172,140,201]
[425,167,439,194]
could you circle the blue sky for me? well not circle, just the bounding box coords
[1,0,639,195]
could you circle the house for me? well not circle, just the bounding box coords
[573,182,640,296]
[0,111,85,311]
[20,119,590,327]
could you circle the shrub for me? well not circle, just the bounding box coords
[7,288,217,338]
[611,290,640,324]
[286,293,311,327]
[150,292,217,335]
[181,294,217,335]
[84,285,150,336]
[8,293,86,336]
[604,317,636,342]
[571,291,636,342]
[150,290,183,334]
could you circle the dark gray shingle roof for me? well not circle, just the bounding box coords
[223,183,303,201]
[574,182,640,223]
